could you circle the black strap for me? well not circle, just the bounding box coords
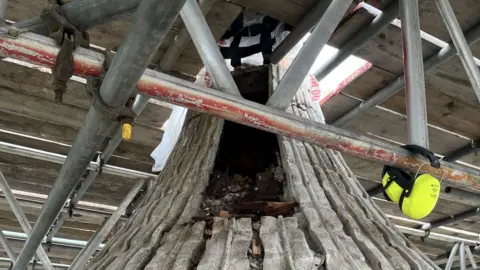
[399,189,408,212]
[384,166,413,190]
[230,34,243,67]
[402,144,440,168]
[220,13,279,67]
[260,16,279,65]
[382,166,414,202]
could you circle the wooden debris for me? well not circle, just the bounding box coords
[251,238,261,257]
[219,210,231,218]
[233,201,297,217]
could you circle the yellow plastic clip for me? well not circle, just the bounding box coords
[122,123,132,141]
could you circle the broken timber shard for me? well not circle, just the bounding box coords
[86,66,439,270]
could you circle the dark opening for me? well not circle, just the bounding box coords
[200,66,293,220]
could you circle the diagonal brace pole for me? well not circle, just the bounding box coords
[0,171,53,270]
[331,14,480,128]
[400,0,429,148]
[12,0,187,269]
[266,0,353,110]
[435,0,480,103]
[69,178,146,269]
[0,230,16,263]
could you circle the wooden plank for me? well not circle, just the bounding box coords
[0,60,172,129]
[0,153,137,206]
[332,13,480,108]
[331,66,480,140]
[0,129,153,173]
[0,110,156,166]
[0,238,81,264]
[0,83,163,147]
[418,0,480,43]
[323,94,474,159]
[0,211,96,241]
[372,199,480,234]
[330,0,396,47]
[229,0,317,26]
[0,196,113,224]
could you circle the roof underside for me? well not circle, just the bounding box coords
[0,0,479,268]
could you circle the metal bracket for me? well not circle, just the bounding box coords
[421,230,430,242]
[40,4,89,48]
[46,240,53,252]
[86,76,136,123]
[41,4,90,103]
[68,202,74,218]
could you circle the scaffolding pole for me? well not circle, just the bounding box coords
[13,0,141,35]
[331,22,480,128]
[12,0,187,269]
[465,244,478,269]
[459,242,466,270]
[435,0,480,103]
[313,1,399,80]
[443,139,480,162]
[419,207,480,231]
[0,0,7,25]
[2,230,104,250]
[0,29,480,192]
[0,171,54,270]
[0,141,155,179]
[0,230,16,263]
[69,179,145,269]
[399,0,429,148]
[180,0,240,95]
[445,243,459,270]
[269,0,332,64]
[266,0,352,109]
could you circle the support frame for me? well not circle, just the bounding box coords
[0,29,478,191]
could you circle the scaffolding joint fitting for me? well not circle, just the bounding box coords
[46,240,52,252]
[68,202,74,218]
[86,76,136,125]
[41,4,89,103]
[6,28,20,38]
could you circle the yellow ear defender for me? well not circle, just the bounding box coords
[382,145,441,220]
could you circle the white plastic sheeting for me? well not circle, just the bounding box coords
[151,68,213,172]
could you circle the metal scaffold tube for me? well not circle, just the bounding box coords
[0,28,480,192]
[465,244,478,268]
[46,0,221,244]
[0,0,7,25]
[269,0,332,64]
[445,243,459,270]
[331,17,480,128]
[14,0,142,35]
[400,0,429,148]
[12,0,187,268]
[0,230,16,263]
[0,171,54,270]
[69,179,146,269]
[180,0,240,95]
[419,207,480,231]
[435,0,480,103]
[313,1,399,80]
[459,242,466,270]
[266,0,353,109]
[0,141,155,179]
